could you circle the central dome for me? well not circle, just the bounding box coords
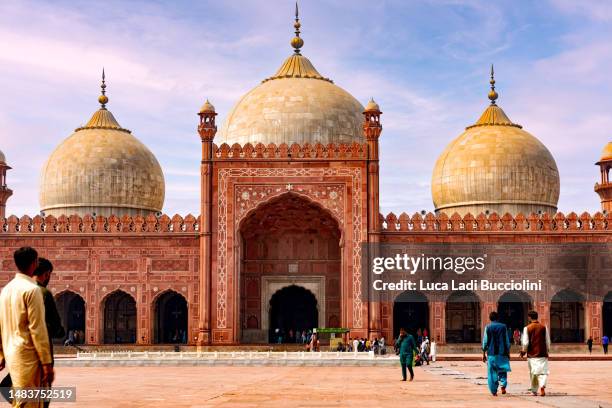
[218,10,364,146]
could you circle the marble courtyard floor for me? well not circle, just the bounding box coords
[2,360,611,407]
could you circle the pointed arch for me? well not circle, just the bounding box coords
[152,289,188,344]
[102,290,137,344]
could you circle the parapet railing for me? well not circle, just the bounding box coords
[2,211,610,234]
[75,350,381,360]
[0,214,200,234]
[212,142,368,160]
[379,211,611,232]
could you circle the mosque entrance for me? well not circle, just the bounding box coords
[55,291,85,344]
[393,291,429,339]
[446,291,481,343]
[103,290,137,344]
[154,291,188,344]
[238,193,341,344]
[602,292,612,339]
[498,291,532,334]
[550,289,585,343]
[269,285,318,343]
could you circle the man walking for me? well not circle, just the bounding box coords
[602,335,609,354]
[2,258,64,407]
[520,310,550,397]
[0,247,54,407]
[396,328,417,381]
[34,258,65,352]
[482,311,511,396]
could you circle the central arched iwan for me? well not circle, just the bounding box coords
[238,193,342,343]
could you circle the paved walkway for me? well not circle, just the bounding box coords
[2,360,608,407]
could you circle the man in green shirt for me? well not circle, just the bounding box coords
[396,328,418,381]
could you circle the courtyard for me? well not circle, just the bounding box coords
[5,360,608,408]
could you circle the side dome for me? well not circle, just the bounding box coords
[40,76,165,217]
[0,149,5,164]
[598,141,612,163]
[218,9,364,146]
[431,69,560,216]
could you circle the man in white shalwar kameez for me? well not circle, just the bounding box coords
[520,310,550,397]
[0,247,54,407]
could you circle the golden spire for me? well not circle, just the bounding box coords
[75,68,129,133]
[291,1,304,54]
[488,64,498,105]
[98,68,109,109]
[262,2,331,83]
[467,66,521,129]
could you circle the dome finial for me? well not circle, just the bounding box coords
[98,68,109,109]
[291,1,304,54]
[488,64,498,105]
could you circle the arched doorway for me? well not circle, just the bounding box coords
[393,291,428,339]
[103,290,136,344]
[238,193,341,343]
[446,291,481,343]
[498,291,532,334]
[55,291,85,344]
[269,285,318,343]
[604,292,612,339]
[154,291,188,344]
[550,289,585,343]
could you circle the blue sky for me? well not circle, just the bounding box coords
[1,0,610,216]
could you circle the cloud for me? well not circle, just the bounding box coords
[549,0,612,22]
[0,0,607,217]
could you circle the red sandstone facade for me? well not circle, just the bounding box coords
[0,109,611,346]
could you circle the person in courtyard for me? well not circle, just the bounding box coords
[520,310,550,397]
[396,328,418,381]
[513,328,521,345]
[420,336,430,365]
[33,258,65,407]
[482,311,511,396]
[35,258,66,350]
[0,247,54,407]
[602,335,609,354]
[430,338,437,362]
[0,258,65,407]
[587,336,593,354]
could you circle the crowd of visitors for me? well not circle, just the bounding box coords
[334,337,387,354]
[272,328,315,344]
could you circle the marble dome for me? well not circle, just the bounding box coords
[218,14,364,146]
[40,81,165,217]
[431,72,560,216]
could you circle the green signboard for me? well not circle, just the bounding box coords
[314,328,350,334]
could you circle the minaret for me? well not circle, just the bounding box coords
[0,151,12,219]
[364,98,382,229]
[197,99,217,345]
[364,98,383,340]
[595,142,612,212]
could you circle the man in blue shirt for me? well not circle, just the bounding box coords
[603,335,609,354]
[482,311,511,396]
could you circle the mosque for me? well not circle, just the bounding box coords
[0,6,611,347]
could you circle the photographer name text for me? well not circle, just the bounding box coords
[372,279,542,292]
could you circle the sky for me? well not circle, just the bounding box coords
[0,0,610,217]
